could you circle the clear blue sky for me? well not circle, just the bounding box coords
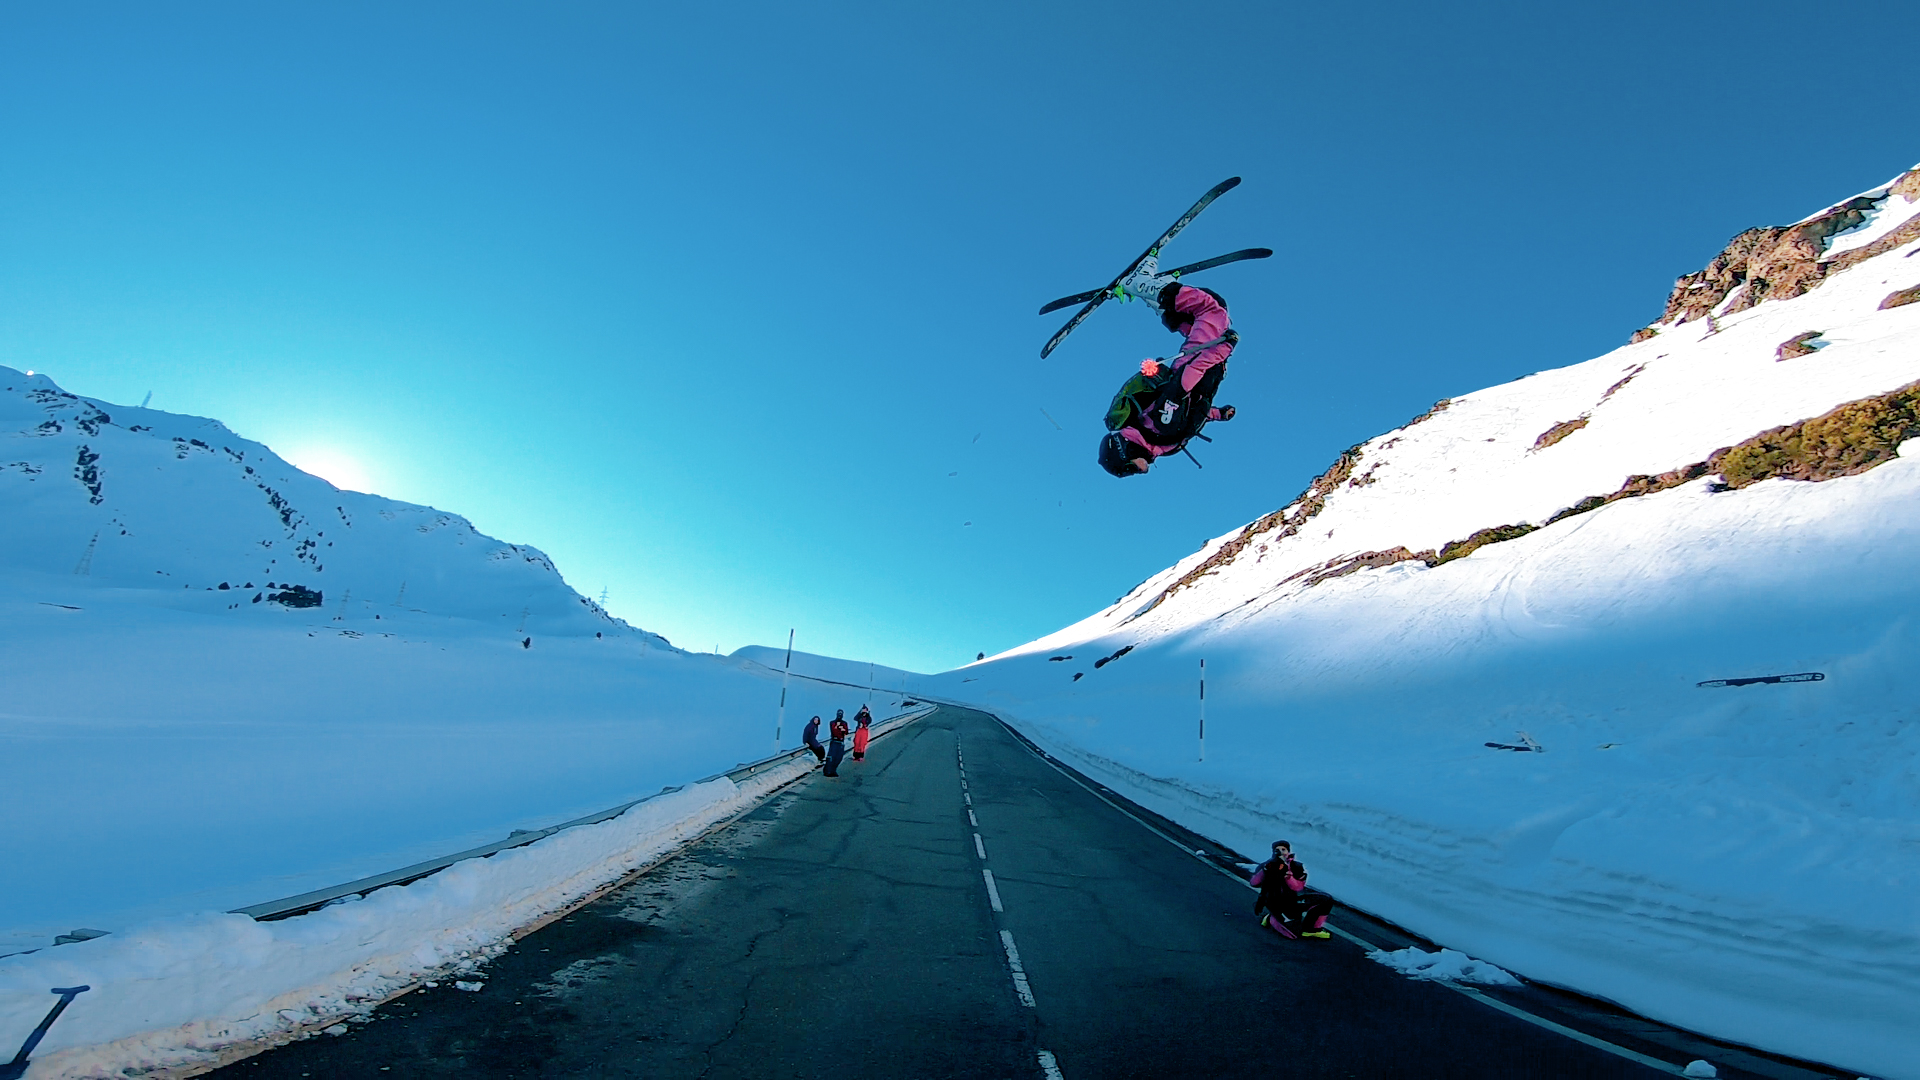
[5,2,1917,672]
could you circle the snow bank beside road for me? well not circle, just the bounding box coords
[1367,947,1519,986]
[0,585,894,950]
[0,761,808,1079]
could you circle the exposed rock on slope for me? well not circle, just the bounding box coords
[1644,166,1920,337]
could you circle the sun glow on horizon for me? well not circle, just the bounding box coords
[282,447,378,494]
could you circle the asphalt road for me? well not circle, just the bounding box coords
[214,706,1666,1079]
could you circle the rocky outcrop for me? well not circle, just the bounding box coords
[1881,285,1920,310]
[1428,523,1537,567]
[1713,379,1920,487]
[1638,167,1920,338]
[1283,547,1425,589]
[1132,442,1367,616]
[73,445,103,504]
[1776,331,1826,360]
[1533,416,1589,450]
[1658,199,1874,326]
[1335,380,1920,578]
[1600,364,1646,401]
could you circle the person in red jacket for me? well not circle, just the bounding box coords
[851,705,873,761]
[1098,270,1238,477]
[824,711,851,778]
[1250,839,1333,940]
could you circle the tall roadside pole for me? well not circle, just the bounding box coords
[775,629,795,753]
[1198,658,1207,762]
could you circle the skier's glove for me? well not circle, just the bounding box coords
[1140,359,1162,377]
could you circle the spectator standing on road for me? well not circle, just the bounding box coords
[1251,840,1333,940]
[824,711,851,778]
[851,705,873,761]
[803,715,826,764]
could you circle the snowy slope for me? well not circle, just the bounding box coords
[731,645,923,695]
[924,165,1920,1078]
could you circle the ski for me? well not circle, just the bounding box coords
[1163,246,1273,280]
[1696,672,1824,688]
[1039,177,1244,359]
[1036,287,1106,317]
[1035,248,1275,316]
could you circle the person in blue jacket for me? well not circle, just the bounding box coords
[803,715,825,764]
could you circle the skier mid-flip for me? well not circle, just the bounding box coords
[1035,176,1269,477]
[1097,266,1238,476]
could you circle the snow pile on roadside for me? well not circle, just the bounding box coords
[935,164,1920,1079]
[0,757,812,1079]
[1367,946,1519,986]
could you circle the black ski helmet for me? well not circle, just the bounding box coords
[1098,432,1146,477]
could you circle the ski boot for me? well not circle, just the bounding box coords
[1260,914,1299,940]
[1114,255,1177,312]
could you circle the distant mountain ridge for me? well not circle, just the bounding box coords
[0,366,653,642]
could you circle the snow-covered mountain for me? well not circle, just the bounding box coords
[928,164,1920,1077]
[1,368,636,638]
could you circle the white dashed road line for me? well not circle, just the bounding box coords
[992,717,1692,1080]
[965,736,1052,1078]
[999,930,1036,1007]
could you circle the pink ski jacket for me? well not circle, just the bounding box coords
[1167,285,1233,392]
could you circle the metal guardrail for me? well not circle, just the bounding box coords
[229,705,938,922]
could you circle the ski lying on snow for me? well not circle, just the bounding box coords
[1039,176,1243,359]
[1696,672,1824,688]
